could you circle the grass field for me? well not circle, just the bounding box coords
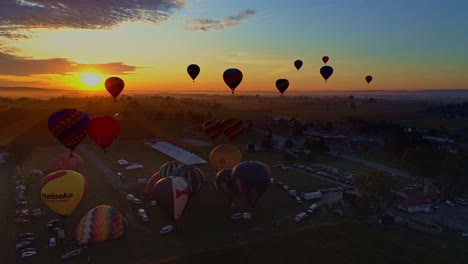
[397,117,468,130]
[340,151,402,168]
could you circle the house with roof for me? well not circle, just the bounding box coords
[394,185,440,213]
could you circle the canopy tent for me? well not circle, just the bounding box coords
[151,141,207,165]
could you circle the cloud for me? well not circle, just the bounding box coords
[0,52,138,76]
[0,0,186,38]
[186,9,257,32]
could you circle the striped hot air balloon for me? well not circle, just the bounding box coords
[159,161,183,178]
[153,177,191,222]
[171,165,205,196]
[203,120,223,140]
[48,109,90,153]
[221,118,244,144]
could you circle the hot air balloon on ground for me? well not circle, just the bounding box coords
[320,66,334,82]
[105,77,125,102]
[75,205,127,244]
[144,172,161,199]
[276,79,289,95]
[223,68,243,94]
[48,152,84,172]
[203,120,223,141]
[294,60,303,70]
[231,161,271,208]
[215,168,238,203]
[187,64,200,82]
[171,165,205,196]
[88,116,121,151]
[40,170,87,217]
[221,118,244,143]
[48,109,90,155]
[365,75,373,84]
[153,177,191,223]
[322,56,329,64]
[210,144,242,172]
[159,161,183,178]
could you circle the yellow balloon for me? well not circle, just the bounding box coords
[209,144,242,172]
[40,170,87,217]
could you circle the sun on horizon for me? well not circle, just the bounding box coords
[80,72,103,90]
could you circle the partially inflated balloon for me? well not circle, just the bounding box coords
[322,56,329,64]
[223,68,243,94]
[48,109,90,152]
[75,205,127,244]
[276,79,289,95]
[232,161,271,208]
[88,116,121,151]
[215,168,238,201]
[187,64,200,82]
[40,170,87,217]
[294,60,303,70]
[48,152,84,172]
[320,66,334,82]
[159,161,183,178]
[105,77,125,101]
[221,118,244,143]
[153,177,191,222]
[203,120,223,140]
[144,172,161,199]
[210,144,242,172]
[171,165,205,196]
[365,75,373,84]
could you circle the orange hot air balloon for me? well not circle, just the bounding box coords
[209,144,242,172]
[40,170,87,217]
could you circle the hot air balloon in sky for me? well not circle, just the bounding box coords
[48,152,84,172]
[210,144,242,172]
[275,79,289,95]
[40,170,87,217]
[320,66,334,82]
[365,75,373,84]
[88,116,121,151]
[322,56,329,64]
[171,165,205,196]
[221,118,244,144]
[48,109,90,154]
[215,168,238,203]
[75,205,127,244]
[231,160,271,208]
[153,177,191,222]
[294,60,303,70]
[105,77,125,102]
[144,172,161,199]
[223,68,243,94]
[159,161,183,178]
[203,120,223,141]
[187,64,200,82]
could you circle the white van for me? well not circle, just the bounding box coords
[49,237,56,248]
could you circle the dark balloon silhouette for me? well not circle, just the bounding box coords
[88,116,121,151]
[223,68,243,94]
[144,172,161,199]
[187,64,200,82]
[365,75,373,84]
[152,177,191,222]
[294,60,303,70]
[105,77,125,102]
[320,66,334,82]
[322,56,329,64]
[275,79,289,95]
[221,118,244,143]
[203,120,223,140]
[215,168,238,203]
[48,109,90,153]
[231,160,271,208]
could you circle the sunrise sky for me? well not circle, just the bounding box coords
[0,0,467,93]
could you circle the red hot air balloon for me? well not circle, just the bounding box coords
[320,66,334,82]
[275,79,289,95]
[365,75,373,84]
[221,118,244,144]
[105,77,125,102]
[187,64,200,82]
[322,56,329,64]
[48,109,90,154]
[48,152,84,172]
[223,68,243,94]
[88,116,121,151]
[203,120,223,140]
[294,60,303,70]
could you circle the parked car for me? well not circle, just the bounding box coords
[294,212,308,223]
[46,219,60,229]
[137,209,149,222]
[16,218,29,224]
[16,201,28,207]
[230,213,243,220]
[446,200,455,206]
[16,241,33,251]
[454,197,467,205]
[335,209,344,216]
[242,213,252,220]
[18,233,34,239]
[160,225,176,235]
[20,251,37,259]
[423,208,434,213]
[61,249,82,260]
[19,247,37,255]
[19,237,35,243]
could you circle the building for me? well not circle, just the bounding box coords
[394,185,439,213]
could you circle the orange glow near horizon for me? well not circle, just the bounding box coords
[78,72,104,90]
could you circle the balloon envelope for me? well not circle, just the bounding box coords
[294,60,303,70]
[187,64,200,81]
[75,205,127,244]
[223,68,243,94]
[144,172,161,199]
[48,109,90,152]
[221,118,244,143]
[105,77,125,101]
[171,165,205,196]
[159,161,183,178]
[232,161,271,208]
[365,75,373,84]
[275,79,289,95]
[322,56,329,64]
[48,152,84,172]
[40,170,87,217]
[88,116,121,150]
[153,177,191,222]
[210,144,242,172]
[320,66,334,82]
[203,120,223,140]
[215,168,238,200]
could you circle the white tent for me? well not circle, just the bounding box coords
[151,141,207,165]
[117,159,129,165]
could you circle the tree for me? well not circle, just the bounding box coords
[439,152,468,199]
[353,171,397,209]
[400,146,442,180]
